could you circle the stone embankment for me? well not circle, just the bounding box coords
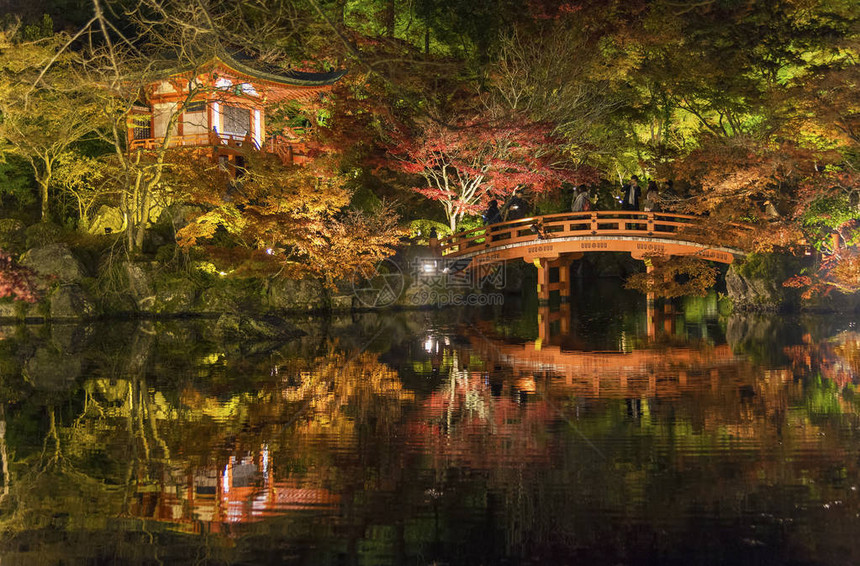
[0,232,523,326]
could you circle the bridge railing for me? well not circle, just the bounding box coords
[440,211,750,257]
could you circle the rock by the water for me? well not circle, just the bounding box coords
[267,278,326,311]
[726,264,786,310]
[49,284,95,319]
[0,299,27,319]
[150,275,197,314]
[198,286,239,314]
[21,243,86,282]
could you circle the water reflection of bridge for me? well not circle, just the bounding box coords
[469,333,742,399]
[538,301,681,343]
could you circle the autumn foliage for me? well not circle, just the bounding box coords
[0,250,40,303]
[172,149,403,283]
[624,255,719,299]
[385,113,592,231]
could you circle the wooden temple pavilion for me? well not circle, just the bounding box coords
[127,53,346,167]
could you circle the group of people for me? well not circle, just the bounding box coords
[482,190,530,225]
[482,177,673,226]
[618,175,665,212]
[575,176,673,213]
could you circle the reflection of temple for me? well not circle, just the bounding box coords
[130,447,339,533]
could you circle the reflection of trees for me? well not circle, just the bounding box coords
[0,319,416,562]
[786,331,860,390]
[410,348,553,469]
[279,348,412,438]
[396,326,860,562]
[2,315,860,563]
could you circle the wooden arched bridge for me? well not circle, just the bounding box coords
[440,211,747,264]
[438,210,749,306]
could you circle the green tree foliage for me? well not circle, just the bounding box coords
[0,23,103,222]
[0,156,35,210]
[0,0,855,295]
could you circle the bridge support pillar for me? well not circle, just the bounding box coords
[646,261,657,340]
[536,258,551,306]
[535,256,576,307]
[535,255,578,344]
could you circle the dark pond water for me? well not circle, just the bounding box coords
[0,282,859,565]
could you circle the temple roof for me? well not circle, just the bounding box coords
[216,52,347,87]
[146,50,347,103]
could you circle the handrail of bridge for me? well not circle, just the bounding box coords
[440,211,751,257]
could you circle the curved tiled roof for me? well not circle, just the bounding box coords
[215,52,347,87]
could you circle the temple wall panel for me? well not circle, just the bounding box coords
[183,110,208,136]
[153,102,179,138]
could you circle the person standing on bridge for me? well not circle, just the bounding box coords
[504,189,530,220]
[643,180,660,212]
[571,186,592,212]
[622,176,642,211]
[483,200,502,225]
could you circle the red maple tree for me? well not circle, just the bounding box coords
[385,113,591,232]
[0,251,40,303]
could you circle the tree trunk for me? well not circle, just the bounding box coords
[336,0,346,28]
[34,160,52,221]
[384,0,395,37]
[133,187,152,251]
[38,179,49,221]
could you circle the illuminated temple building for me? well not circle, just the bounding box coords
[126,53,346,167]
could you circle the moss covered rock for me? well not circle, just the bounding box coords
[22,243,87,282]
[266,278,327,311]
[150,275,198,314]
[49,284,96,320]
[726,253,800,311]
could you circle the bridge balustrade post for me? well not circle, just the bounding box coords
[647,212,654,235]
[590,212,598,235]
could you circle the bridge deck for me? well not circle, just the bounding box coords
[441,211,749,264]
